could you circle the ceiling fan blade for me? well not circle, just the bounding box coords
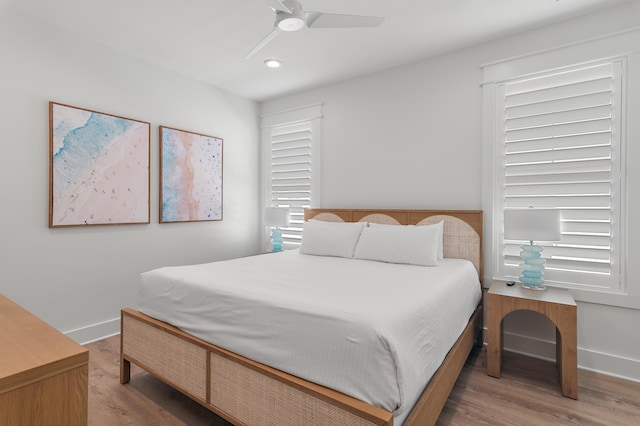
[245,28,280,59]
[266,0,292,13]
[306,12,384,28]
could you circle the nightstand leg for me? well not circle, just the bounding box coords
[557,307,578,399]
[487,306,503,378]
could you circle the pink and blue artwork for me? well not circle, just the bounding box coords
[160,126,223,223]
[49,102,150,227]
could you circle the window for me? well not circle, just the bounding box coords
[491,59,625,293]
[261,105,322,249]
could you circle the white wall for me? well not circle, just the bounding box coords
[261,2,640,381]
[263,53,483,210]
[0,9,261,343]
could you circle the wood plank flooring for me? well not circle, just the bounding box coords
[86,335,640,425]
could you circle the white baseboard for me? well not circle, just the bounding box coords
[497,329,640,384]
[577,347,640,383]
[64,317,120,345]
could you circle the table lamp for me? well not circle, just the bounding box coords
[504,208,561,290]
[264,207,290,252]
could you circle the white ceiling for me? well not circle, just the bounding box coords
[4,0,633,101]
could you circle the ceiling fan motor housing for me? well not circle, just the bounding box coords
[246,0,384,59]
[276,0,306,31]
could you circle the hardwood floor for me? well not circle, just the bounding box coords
[437,348,640,425]
[87,336,230,426]
[86,335,640,425]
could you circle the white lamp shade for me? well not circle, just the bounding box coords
[504,209,561,242]
[263,207,290,227]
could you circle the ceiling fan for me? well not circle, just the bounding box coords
[246,0,385,59]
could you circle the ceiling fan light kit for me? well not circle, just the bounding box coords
[246,0,385,59]
[276,6,305,31]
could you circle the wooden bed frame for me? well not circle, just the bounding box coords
[120,209,483,426]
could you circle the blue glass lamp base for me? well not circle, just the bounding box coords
[521,281,546,291]
[519,243,547,291]
[271,228,283,252]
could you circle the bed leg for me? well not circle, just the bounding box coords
[474,330,484,348]
[120,356,131,384]
[473,305,484,348]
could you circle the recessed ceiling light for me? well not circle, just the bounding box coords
[264,59,282,68]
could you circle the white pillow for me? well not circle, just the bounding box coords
[370,220,444,260]
[299,220,366,258]
[353,224,440,266]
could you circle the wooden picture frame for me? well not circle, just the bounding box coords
[159,126,223,223]
[49,102,150,227]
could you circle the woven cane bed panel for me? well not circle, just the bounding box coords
[417,215,481,275]
[312,212,345,222]
[358,213,401,224]
[122,315,207,400]
[209,352,379,426]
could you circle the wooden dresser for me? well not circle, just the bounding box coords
[0,294,88,425]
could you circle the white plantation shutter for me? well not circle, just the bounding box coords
[269,121,313,248]
[496,60,624,291]
[262,104,322,250]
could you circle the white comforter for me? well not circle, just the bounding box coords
[138,250,481,422]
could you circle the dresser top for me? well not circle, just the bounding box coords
[0,294,88,393]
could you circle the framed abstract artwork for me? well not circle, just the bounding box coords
[49,102,151,227]
[160,126,223,223]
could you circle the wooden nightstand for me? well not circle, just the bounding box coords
[486,280,578,399]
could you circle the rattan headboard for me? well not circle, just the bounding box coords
[304,209,483,284]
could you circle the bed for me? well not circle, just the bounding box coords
[120,208,483,426]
